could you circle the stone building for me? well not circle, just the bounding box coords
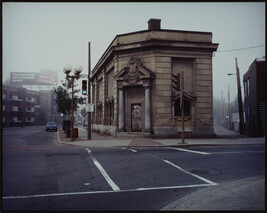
[91,19,218,137]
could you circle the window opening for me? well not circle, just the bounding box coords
[174,99,191,116]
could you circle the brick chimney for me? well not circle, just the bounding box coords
[148,18,161,31]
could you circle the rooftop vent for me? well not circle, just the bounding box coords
[148,18,161,31]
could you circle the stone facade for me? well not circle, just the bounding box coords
[91,19,218,137]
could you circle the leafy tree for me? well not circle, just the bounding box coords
[53,79,85,117]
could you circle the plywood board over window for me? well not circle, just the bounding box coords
[172,58,195,93]
[107,69,114,98]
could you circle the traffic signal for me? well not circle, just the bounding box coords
[82,80,87,95]
[172,73,180,91]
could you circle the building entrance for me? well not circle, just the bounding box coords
[131,104,142,132]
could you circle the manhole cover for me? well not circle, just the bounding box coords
[189,169,209,174]
[189,168,222,175]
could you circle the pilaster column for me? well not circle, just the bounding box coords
[118,86,125,131]
[144,84,152,133]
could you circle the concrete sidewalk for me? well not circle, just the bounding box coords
[57,127,265,148]
[161,175,265,211]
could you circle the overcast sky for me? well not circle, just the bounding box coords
[2,2,265,101]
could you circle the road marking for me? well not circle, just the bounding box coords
[85,148,120,191]
[210,151,242,154]
[168,147,211,155]
[2,183,214,200]
[210,151,264,154]
[161,159,217,185]
[121,147,138,153]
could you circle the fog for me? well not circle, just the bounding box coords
[2,2,265,101]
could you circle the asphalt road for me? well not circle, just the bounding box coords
[2,126,265,211]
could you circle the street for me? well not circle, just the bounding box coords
[2,126,265,211]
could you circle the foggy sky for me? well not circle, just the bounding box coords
[2,2,265,101]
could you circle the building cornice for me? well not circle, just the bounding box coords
[92,29,218,79]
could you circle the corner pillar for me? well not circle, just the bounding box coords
[144,84,152,133]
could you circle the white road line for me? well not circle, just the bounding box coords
[210,151,241,154]
[162,159,217,185]
[121,147,137,153]
[3,183,213,200]
[168,147,211,155]
[85,148,120,191]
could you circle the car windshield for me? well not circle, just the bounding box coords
[47,122,56,125]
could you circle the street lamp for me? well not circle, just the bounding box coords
[63,64,83,141]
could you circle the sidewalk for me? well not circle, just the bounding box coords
[57,126,265,148]
[161,175,265,211]
[213,124,243,138]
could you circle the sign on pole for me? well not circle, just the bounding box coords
[86,104,94,112]
[80,74,88,79]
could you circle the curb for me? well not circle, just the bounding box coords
[56,131,265,148]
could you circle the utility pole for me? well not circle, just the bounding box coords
[228,84,232,130]
[221,91,225,127]
[181,72,185,143]
[88,42,91,140]
[235,57,245,134]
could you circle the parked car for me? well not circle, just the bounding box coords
[46,122,57,132]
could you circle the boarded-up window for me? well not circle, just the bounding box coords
[107,69,114,97]
[172,58,194,93]
[98,79,103,101]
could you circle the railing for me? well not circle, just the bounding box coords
[26,118,34,122]
[11,117,22,123]
[26,97,34,102]
[11,106,19,111]
[26,108,35,112]
[11,96,23,101]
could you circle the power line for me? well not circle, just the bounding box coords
[217,44,265,53]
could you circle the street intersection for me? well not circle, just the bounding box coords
[2,126,265,211]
